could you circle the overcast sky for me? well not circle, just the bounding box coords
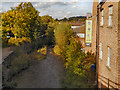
[1,0,93,19]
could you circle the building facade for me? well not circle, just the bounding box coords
[85,1,98,53]
[71,25,85,51]
[97,0,120,88]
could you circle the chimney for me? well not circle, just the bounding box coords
[86,13,92,19]
[92,0,99,16]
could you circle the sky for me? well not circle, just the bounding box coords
[1,0,93,19]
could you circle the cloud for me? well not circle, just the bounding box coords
[34,2,70,10]
[2,2,93,19]
[66,11,71,15]
[72,5,78,8]
[13,2,20,7]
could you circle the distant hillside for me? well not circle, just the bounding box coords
[56,16,86,22]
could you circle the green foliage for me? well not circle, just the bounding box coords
[61,39,96,88]
[2,81,17,89]
[54,22,74,52]
[61,71,88,88]
[8,37,31,46]
[2,44,47,88]
[45,22,55,46]
[37,46,47,55]
[53,45,62,55]
[10,54,31,75]
[54,28,96,88]
[65,39,86,75]
[2,2,55,46]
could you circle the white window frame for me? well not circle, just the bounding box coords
[107,47,111,68]
[99,43,102,59]
[108,6,113,26]
[100,9,104,26]
[101,17,103,26]
[109,16,112,26]
[109,6,113,15]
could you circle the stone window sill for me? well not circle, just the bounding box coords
[107,26,112,29]
[100,25,103,27]
[106,65,111,71]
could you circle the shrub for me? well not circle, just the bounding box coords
[8,37,31,46]
[61,71,88,88]
[10,54,31,75]
[53,45,62,56]
[37,46,47,55]
[60,38,96,88]
[2,81,17,89]
[54,22,74,51]
[30,49,47,61]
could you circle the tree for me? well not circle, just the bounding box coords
[54,22,74,51]
[45,22,56,46]
[61,38,95,88]
[2,2,45,46]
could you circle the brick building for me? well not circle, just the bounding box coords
[71,24,85,51]
[85,1,98,53]
[95,0,120,88]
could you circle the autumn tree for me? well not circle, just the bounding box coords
[2,2,50,46]
[54,22,74,51]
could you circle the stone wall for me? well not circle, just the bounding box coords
[98,1,119,88]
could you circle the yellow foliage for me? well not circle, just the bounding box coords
[53,45,62,55]
[8,37,31,46]
[37,46,47,55]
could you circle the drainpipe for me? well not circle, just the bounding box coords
[96,4,100,87]
[96,1,106,87]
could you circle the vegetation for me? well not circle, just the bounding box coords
[54,22,96,88]
[2,1,96,88]
[2,46,47,88]
[2,2,55,47]
[54,22,74,57]
[2,2,52,88]
[57,16,86,22]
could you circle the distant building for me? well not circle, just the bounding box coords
[86,13,92,19]
[71,24,85,52]
[85,1,98,54]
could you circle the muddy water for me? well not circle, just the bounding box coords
[14,48,65,88]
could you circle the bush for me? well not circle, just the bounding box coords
[53,45,62,56]
[37,46,47,55]
[10,54,31,75]
[59,38,96,88]
[61,71,88,88]
[30,48,47,61]
[2,81,17,89]
[54,22,74,51]
[8,37,31,46]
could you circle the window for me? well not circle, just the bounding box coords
[100,9,104,26]
[99,0,102,3]
[99,43,102,59]
[108,6,113,26]
[107,47,111,67]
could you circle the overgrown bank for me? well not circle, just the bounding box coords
[2,2,55,88]
[2,42,47,88]
[53,22,96,88]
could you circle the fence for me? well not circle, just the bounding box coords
[98,74,120,89]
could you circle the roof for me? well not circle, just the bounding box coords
[72,25,85,33]
[71,21,85,26]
